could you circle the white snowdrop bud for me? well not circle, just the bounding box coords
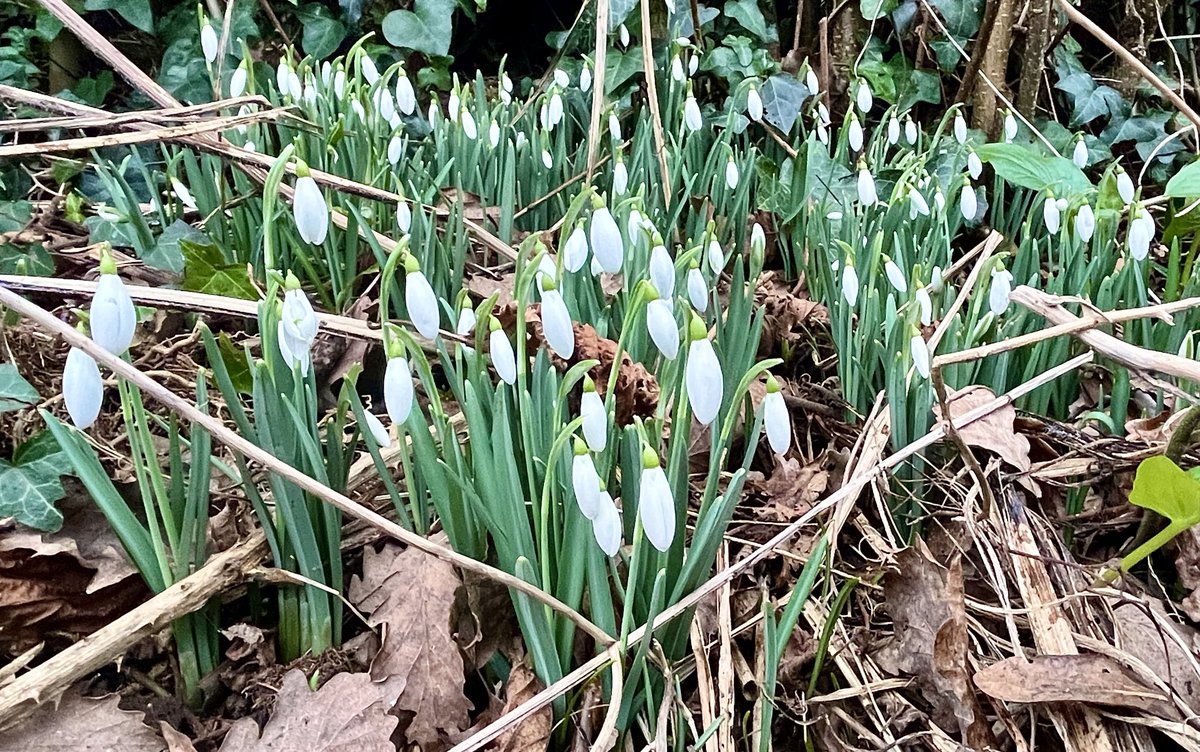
[909,188,930,218]
[688,53,699,76]
[396,201,412,234]
[540,283,575,359]
[638,448,674,551]
[1072,138,1088,168]
[805,66,819,96]
[619,23,630,47]
[684,93,703,132]
[911,333,931,379]
[376,88,395,122]
[360,54,380,85]
[277,279,318,376]
[589,202,624,273]
[1128,204,1153,261]
[967,150,982,180]
[547,92,564,128]
[572,441,602,519]
[170,177,197,212]
[747,84,763,123]
[1075,203,1096,242]
[63,346,103,429]
[488,119,501,148]
[763,375,790,454]
[671,55,685,82]
[1116,168,1135,205]
[887,117,900,145]
[460,108,478,140]
[542,149,553,169]
[580,63,592,93]
[960,182,977,221]
[905,116,918,145]
[954,113,967,144]
[915,286,932,326]
[404,257,440,340]
[934,189,945,211]
[489,320,517,384]
[563,223,589,273]
[362,410,392,448]
[91,255,136,356]
[649,242,675,298]
[751,222,766,257]
[646,297,680,360]
[293,165,328,246]
[581,378,607,452]
[855,78,872,113]
[1004,110,1018,142]
[350,99,366,122]
[613,159,628,195]
[230,63,248,98]
[396,73,416,115]
[609,113,622,142]
[687,265,708,312]
[1043,195,1060,234]
[989,268,1013,317]
[502,72,513,93]
[707,237,725,274]
[857,166,877,206]
[387,136,403,166]
[884,258,908,293]
[456,306,477,337]
[591,490,622,556]
[726,156,739,190]
[333,68,346,98]
[841,262,859,306]
[287,69,301,100]
[685,315,723,426]
[553,68,569,88]
[201,22,218,64]
[384,355,414,424]
[848,115,864,152]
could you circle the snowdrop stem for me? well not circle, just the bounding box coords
[378,237,411,325]
[261,143,297,272]
[536,416,585,614]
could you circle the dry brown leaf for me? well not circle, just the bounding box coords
[437,188,500,224]
[0,494,136,593]
[1112,600,1200,713]
[973,654,1175,717]
[495,662,552,752]
[934,385,1031,473]
[452,570,520,671]
[218,669,400,752]
[349,542,471,748]
[875,544,993,748]
[0,686,163,752]
[161,722,198,752]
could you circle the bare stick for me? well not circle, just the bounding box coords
[0,285,613,652]
[639,0,672,208]
[584,0,609,183]
[0,535,269,730]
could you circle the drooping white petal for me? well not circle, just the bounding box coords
[688,53,699,76]
[905,117,918,145]
[548,93,564,128]
[884,259,908,293]
[553,68,570,88]
[746,86,763,122]
[954,113,967,144]
[405,270,441,340]
[91,273,137,355]
[280,287,318,344]
[563,225,589,273]
[591,491,621,555]
[1004,111,1018,142]
[1072,139,1088,168]
[456,307,477,337]
[671,55,684,82]
[763,390,790,454]
[1075,203,1096,242]
[612,161,628,195]
[581,390,607,452]
[841,264,859,306]
[967,151,982,180]
[387,136,403,165]
[646,299,680,360]
[887,117,900,145]
[960,183,977,221]
[287,70,301,100]
[1117,170,1135,204]
[911,334,931,379]
[619,23,630,47]
[687,267,708,312]
[609,113,622,142]
[360,54,380,85]
[909,188,930,218]
[542,149,553,169]
[805,67,819,96]
[580,65,592,93]
[541,289,575,358]
[751,223,766,255]
[857,168,877,206]
[384,356,414,424]
[293,176,329,245]
[590,207,623,273]
[488,119,501,148]
[649,244,675,298]
[63,347,103,429]
[855,79,872,113]
[915,286,932,326]
[201,23,218,63]
[276,320,311,375]
[1043,196,1061,234]
[639,464,675,551]
[1128,206,1153,260]
[686,337,722,425]
[334,69,346,98]
[230,66,247,97]
[707,239,725,274]
[683,96,703,132]
[396,201,412,234]
[362,411,392,447]
[725,159,739,190]
[989,269,1013,317]
[490,328,517,384]
[395,74,416,114]
[376,88,396,123]
[572,452,602,519]
[848,118,863,152]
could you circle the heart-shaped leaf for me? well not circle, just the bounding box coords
[0,364,39,413]
[383,0,454,58]
[759,74,810,134]
[1129,455,1200,527]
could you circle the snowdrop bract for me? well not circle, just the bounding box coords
[63,346,103,429]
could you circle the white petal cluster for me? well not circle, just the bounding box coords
[293,175,329,245]
[63,347,103,429]
[384,356,414,424]
[278,285,319,376]
[989,268,1013,317]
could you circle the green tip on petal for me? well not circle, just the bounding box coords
[489,317,503,332]
[98,243,117,275]
[583,375,597,393]
[574,437,588,456]
[688,312,707,342]
[541,275,558,292]
[638,279,659,302]
[766,374,780,393]
[284,270,301,290]
[641,446,660,469]
[294,158,311,178]
[404,254,420,274]
[590,193,605,210]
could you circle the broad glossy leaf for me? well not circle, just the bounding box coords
[382,0,454,57]
[860,0,898,20]
[85,0,153,32]
[1129,455,1200,527]
[726,0,777,42]
[1166,160,1200,198]
[181,240,258,300]
[759,74,810,134]
[0,364,39,413]
[0,432,70,531]
[975,142,1092,196]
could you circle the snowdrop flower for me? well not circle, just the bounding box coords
[905,116,918,145]
[707,236,725,274]
[333,68,346,98]
[726,155,739,190]
[292,162,328,245]
[1003,110,1018,142]
[1075,203,1096,242]
[857,164,877,206]
[360,54,380,85]
[384,353,414,424]
[287,68,302,100]
[887,116,900,145]
[649,240,675,298]
[489,319,517,385]
[1116,167,1135,205]
[960,181,977,222]
[1043,194,1060,233]
[683,87,703,132]
[201,21,218,64]
[63,346,103,429]
[688,53,699,76]
[763,375,790,454]
[456,302,477,337]
[276,60,291,94]
[646,293,680,360]
[230,62,248,97]
[277,274,318,376]
[460,107,478,140]
[954,112,967,144]
[591,489,621,556]
[612,158,628,195]
[989,267,1013,316]
[396,199,412,234]
[687,262,708,312]
[303,77,318,107]
[915,286,932,326]
[91,251,136,355]
[685,314,723,426]
[848,114,864,152]
[626,208,645,241]
[541,148,553,169]
[1128,204,1154,261]
[746,84,763,122]
[909,187,930,219]
[638,447,675,551]
[855,78,872,113]
[427,96,441,128]
[581,377,607,452]
[841,260,859,306]
[404,256,440,340]
[540,278,575,359]
[553,68,569,88]
[805,66,819,96]
[934,188,946,212]
[884,257,908,293]
[350,99,366,122]
[816,122,829,145]
[967,150,982,180]
[547,91,564,129]
[609,112,622,142]
[928,265,945,294]
[572,439,602,519]
[618,23,630,48]
[563,222,589,273]
[751,222,766,258]
[817,102,831,126]
[501,71,513,96]
[1072,137,1088,168]
[590,198,623,273]
[671,55,685,83]
[911,332,931,379]
[387,136,403,165]
[395,71,416,114]
[170,177,197,211]
[243,140,256,153]
[580,62,592,93]
[362,411,391,447]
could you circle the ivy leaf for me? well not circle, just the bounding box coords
[759,74,810,134]
[382,0,454,57]
[0,364,40,413]
[181,240,258,300]
[726,0,777,43]
[975,142,1092,196]
[1129,456,1200,527]
[1055,71,1124,127]
[0,432,70,532]
[85,0,153,33]
[1166,160,1200,198]
[860,0,898,20]
[298,3,347,59]
[145,219,205,275]
[0,242,54,275]
[608,0,638,31]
